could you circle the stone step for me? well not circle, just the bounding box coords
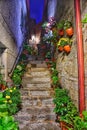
[21,90,51,99]
[18,121,61,130]
[21,95,53,100]
[27,61,47,68]
[23,82,51,90]
[21,98,54,107]
[15,113,56,124]
[15,107,56,123]
[31,67,48,72]
[28,70,50,77]
[21,87,51,91]
[21,122,61,130]
[24,71,50,78]
[16,116,61,130]
[22,77,51,84]
[25,105,54,113]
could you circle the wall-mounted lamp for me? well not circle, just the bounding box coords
[31,35,35,41]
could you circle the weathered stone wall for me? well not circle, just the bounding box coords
[82,1,87,109]
[56,0,87,109]
[0,0,27,48]
[0,12,17,79]
[0,0,27,79]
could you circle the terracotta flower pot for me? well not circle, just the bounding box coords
[0,84,7,90]
[60,121,73,130]
[65,27,74,36]
[58,46,64,52]
[47,64,51,68]
[58,29,64,36]
[60,121,68,130]
[63,45,71,53]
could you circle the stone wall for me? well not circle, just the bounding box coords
[56,0,87,110]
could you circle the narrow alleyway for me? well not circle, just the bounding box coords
[1,1,87,130]
[14,58,61,130]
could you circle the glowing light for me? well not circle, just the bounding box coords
[32,35,35,41]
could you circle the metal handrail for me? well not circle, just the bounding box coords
[8,45,23,77]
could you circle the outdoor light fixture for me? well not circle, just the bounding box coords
[31,35,35,42]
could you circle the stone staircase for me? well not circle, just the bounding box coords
[15,60,61,130]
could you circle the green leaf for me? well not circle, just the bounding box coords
[0,112,8,117]
[0,93,3,98]
[0,125,3,130]
[2,116,14,125]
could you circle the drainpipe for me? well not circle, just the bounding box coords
[74,0,85,114]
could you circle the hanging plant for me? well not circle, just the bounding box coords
[57,20,65,36]
[57,37,72,53]
[82,14,87,24]
[64,20,74,36]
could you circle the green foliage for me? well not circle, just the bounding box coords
[57,37,71,47]
[53,88,71,116]
[12,63,26,86]
[3,87,21,115]
[45,52,51,59]
[0,73,7,86]
[53,87,87,130]
[57,20,65,30]
[0,92,8,116]
[52,76,59,85]
[60,101,78,127]
[72,111,87,130]
[0,115,19,130]
[82,14,87,23]
[64,20,72,30]
[0,91,19,130]
[23,44,33,55]
[56,20,72,30]
[12,74,22,86]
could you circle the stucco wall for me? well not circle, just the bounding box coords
[0,0,27,48]
[0,0,27,79]
[0,12,17,79]
[56,0,87,110]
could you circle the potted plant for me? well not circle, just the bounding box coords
[57,20,65,36]
[53,87,78,130]
[72,111,87,130]
[64,20,74,37]
[60,101,78,130]
[57,37,71,53]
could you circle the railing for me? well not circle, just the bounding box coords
[8,45,23,77]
